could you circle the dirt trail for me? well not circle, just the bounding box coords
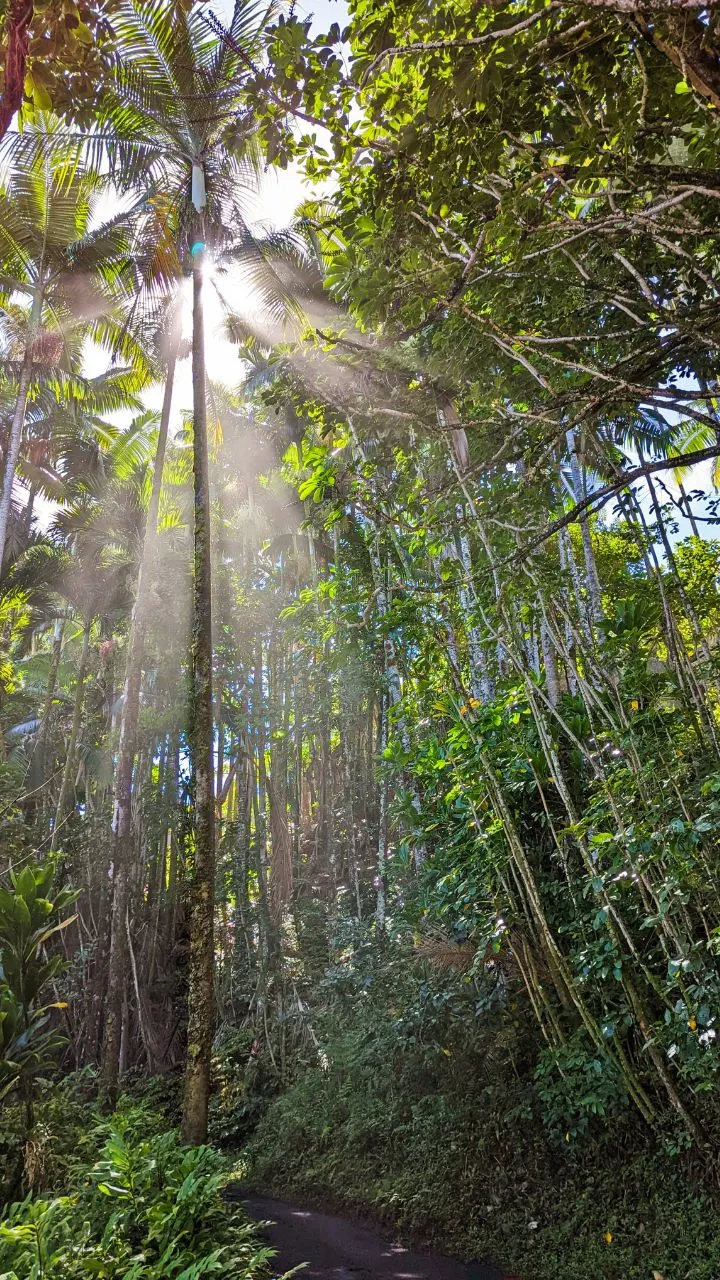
[242,1194,516,1280]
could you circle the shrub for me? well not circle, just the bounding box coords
[0,1122,274,1280]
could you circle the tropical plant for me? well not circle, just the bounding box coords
[0,862,77,1109]
[85,0,306,1138]
[0,132,148,566]
[0,1120,275,1279]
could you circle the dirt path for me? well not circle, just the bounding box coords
[242,1195,515,1280]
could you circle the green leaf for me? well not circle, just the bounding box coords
[14,867,36,907]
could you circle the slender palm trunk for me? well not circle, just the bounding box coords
[0,319,36,565]
[29,617,64,828]
[100,344,178,1104]
[181,254,216,1146]
[22,482,37,540]
[51,620,91,850]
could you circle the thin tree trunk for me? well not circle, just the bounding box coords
[677,478,701,539]
[566,427,603,626]
[0,331,35,565]
[28,617,64,827]
[232,753,254,994]
[540,613,560,707]
[181,252,216,1146]
[22,482,37,540]
[100,335,178,1106]
[51,620,91,850]
[375,690,388,932]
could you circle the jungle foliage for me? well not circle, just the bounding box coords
[2,1,720,1277]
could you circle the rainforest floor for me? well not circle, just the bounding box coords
[3,1069,720,1280]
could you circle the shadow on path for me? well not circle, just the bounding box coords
[240,1194,518,1280]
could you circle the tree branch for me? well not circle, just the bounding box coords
[201,10,394,154]
[520,444,720,558]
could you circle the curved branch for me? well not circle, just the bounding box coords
[358,5,564,87]
[520,444,720,558]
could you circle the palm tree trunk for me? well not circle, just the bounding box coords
[22,482,37,540]
[100,341,178,1105]
[0,337,34,566]
[51,620,91,850]
[181,252,216,1146]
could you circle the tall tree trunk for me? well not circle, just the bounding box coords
[22,481,37,540]
[375,689,388,932]
[455,527,494,703]
[26,617,64,827]
[565,427,603,627]
[181,251,216,1146]
[0,305,37,565]
[100,337,178,1106]
[51,620,91,850]
[232,751,254,995]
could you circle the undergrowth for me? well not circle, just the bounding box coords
[232,933,720,1280]
[0,1082,273,1280]
[248,1071,720,1280]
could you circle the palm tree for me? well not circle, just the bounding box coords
[90,0,304,1139]
[0,134,146,568]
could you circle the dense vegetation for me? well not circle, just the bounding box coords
[2,0,720,1276]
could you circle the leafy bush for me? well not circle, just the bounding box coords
[0,1120,274,1280]
[533,1036,629,1141]
[209,1028,277,1149]
[0,862,78,1107]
